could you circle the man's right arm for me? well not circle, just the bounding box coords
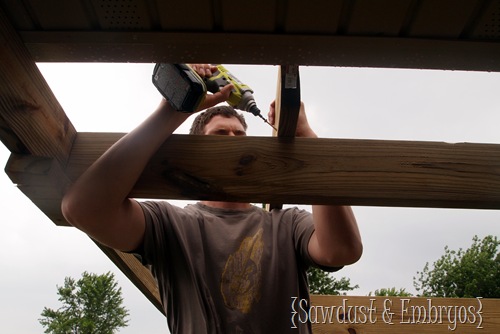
[62,80,232,252]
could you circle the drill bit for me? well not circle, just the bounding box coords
[247,104,278,131]
[257,114,278,131]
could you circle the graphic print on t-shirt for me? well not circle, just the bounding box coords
[220,228,264,314]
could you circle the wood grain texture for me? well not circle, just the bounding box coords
[65,133,500,209]
[310,295,500,333]
[5,154,70,226]
[19,31,500,72]
[95,243,163,314]
[0,8,76,165]
[276,65,301,139]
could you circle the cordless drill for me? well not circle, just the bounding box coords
[152,63,275,129]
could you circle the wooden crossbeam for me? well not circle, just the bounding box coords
[0,9,162,314]
[59,132,500,209]
[20,31,500,72]
[0,8,76,165]
[310,295,500,333]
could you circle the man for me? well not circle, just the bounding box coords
[61,64,362,333]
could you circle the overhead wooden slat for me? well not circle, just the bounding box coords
[220,0,276,32]
[347,0,413,36]
[469,0,500,39]
[0,1,36,30]
[62,133,500,210]
[19,31,500,72]
[155,0,213,30]
[284,0,343,34]
[0,8,76,166]
[91,0,152,30]
[26,0,94,30]
[1,0,499,71]
[408,0,481,38]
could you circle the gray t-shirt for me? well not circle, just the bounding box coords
[137,201,332,333]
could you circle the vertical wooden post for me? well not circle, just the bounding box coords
[266,65,301,210]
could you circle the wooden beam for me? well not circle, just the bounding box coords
[0,9,160,314]
[310,295,500,333]
[275,65,301,139]
[266,65,301,210]
[63,133,500,210]
[5,154,70,226]
[0,8,76,165]
[19,31,500,72]
[95,243,163,314]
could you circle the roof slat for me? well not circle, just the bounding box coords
[347,0,414,36]
[25,0,94,30]
[20,31,500,72]
[469,0,500,39]
[284,0,343,34]
[408,0,482,38]
[155,0,213,30]
[220,0,276,32]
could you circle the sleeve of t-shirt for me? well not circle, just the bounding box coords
[132,200,188,269]
[291,207,343,273]
[132,200,168,267]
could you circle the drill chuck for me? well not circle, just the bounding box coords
[236,91,261,116]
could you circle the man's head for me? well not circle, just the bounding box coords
[189,105,248,135]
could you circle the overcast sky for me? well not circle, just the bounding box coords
[1,63,499,333]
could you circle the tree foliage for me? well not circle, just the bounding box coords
[39,271,129,334]
[413,235,500,298]
[307,267,359,295]
[369,287,413,297]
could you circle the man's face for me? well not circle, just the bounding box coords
[203,115,247,136]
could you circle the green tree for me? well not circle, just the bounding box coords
[39,271,129,334]
[413,235,500,298]
[307,267,359,295]
[368,287,413,297]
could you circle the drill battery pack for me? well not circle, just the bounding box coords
[152,63,207,112]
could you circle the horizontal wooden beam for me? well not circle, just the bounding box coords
[310,295,500,333]
[20,31,500,72]
[65,133,500,209]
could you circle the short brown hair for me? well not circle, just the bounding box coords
[189,105,247,135]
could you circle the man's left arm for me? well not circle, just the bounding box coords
[268,101,363,267]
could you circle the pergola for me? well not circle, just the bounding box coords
[1,1,499,332]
